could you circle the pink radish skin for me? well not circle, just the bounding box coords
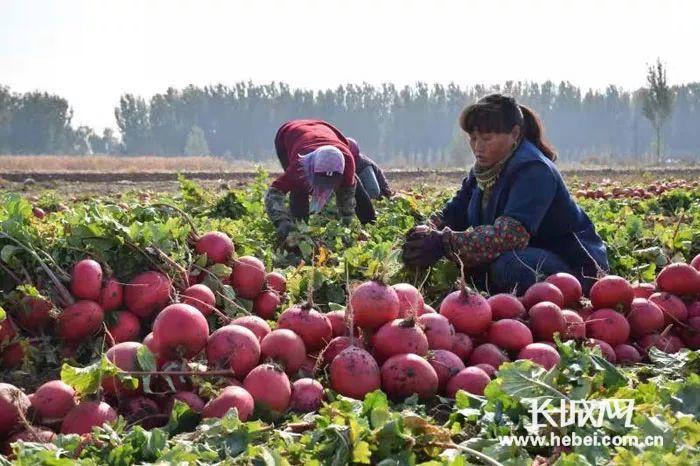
[182,284,217,317]
[253,290,281,319]
[124,271,172,318]
[589,275,634,310]
[243,364,292,413]
[421,304,436,315]
[627,298,665,338]
[632,283,656,299]
[487,294,526,320]
[106,311,141,344]
[99,278,123,312]
[468,343,510,369]
[585,308,630,346]
[3,428,55,456]
[325,310,347,337]
[70,259,103,301]
[439,290,492,335]
[153,303,209,359]
[230,256,266,299]
[166,391,205,413]
[231,315,271,343]
[320,336,363,366]
[452,333,474,361]
[688,301,700,319]
[260,329,306,374]
[517,343,561,370]
[474,363,496,378]
[427,350,465,393]
[585,339,617,363]
[202,386,255,421]
[277,305,332,352]
[58,301,104,343]
[392,283,425,318]
[0,383,31,437]
[371,319,429,363]
[545,273,583,307]
[418,313,455,350]
[265,272,287,294]
[119,397,162,427]
[31,380,77,421]
[656,263,700,296]
[649,292,688,326]
[528,301,566,341]
[15,296,53,332]
[680,317,700,349]
[206,325,260,378]
[522,282,565,310]
[195,231,234,265]
[61,401,117,435]
[639,334,684,355]
[102,342,144,396]
[446,366,491,397]
[380,353,439,400]
[561,310,586,340]
[614,344,642,364]
[351,281,400,329]
[290,378,324,413]
[488,319,533,351]
[330,346,381,400]
[691,254,700,271]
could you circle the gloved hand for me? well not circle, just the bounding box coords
[402,226,450,268]
[275,221,295,249]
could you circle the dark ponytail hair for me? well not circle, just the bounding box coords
[459,93,557,161]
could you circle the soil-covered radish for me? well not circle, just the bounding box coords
[656,263,700,296]
[106,310,141,344]
[446,366,491,397]
[230,256,266,299]
[58,300,105,343]
[372,318,429,363]
[2,428,56,456]
[195,231,235,265]
[153,303,209,359]
[418,313,454,350]
[589,275,634,310]
[528,301,566,341]
[450,333,472,361]
[119,396,164,428]
[649,292,688,326]
[439,289,492,335]
[202,385,255,421]
[585,308,630,346]
[99,278,124,312]
[351,281,400,329]
[614,344,642,364]
[243,364,292,413]
[632,283,656,299]
[124,271,172,318]
[521,282,565,310]
[253,290,281,320]
[330,346,381,400]
[320,336,363,366]
[380,353,439,400]
[31,380,77,422]
[0,383,31,438]
[325,310,347,337]
[545,273,583,307]
[14,295,53,332]
[206,325,260,378]
[517,343,561,370]
[182,284,216,317]
[61,401,118,435]
[585,339,617,363]
[488,319,533,351]
[70,259,103,301]
[474,363,496,378]
[265,271,287,294]
[290,378,324,413]
[427,350,465,393]
[627,298,665,337]
[487,294,526,320]
[277,304,332,352]
[102,341,144,396]
[260,329,306,374]
[561,309,586,340]
[639,333,684,354]
[468,343,510,369]
[392,283,425,318]
[231,315,271,343]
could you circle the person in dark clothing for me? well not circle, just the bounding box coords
[402,94,609,294]
[346,137,394,199]
[266,119,381,245]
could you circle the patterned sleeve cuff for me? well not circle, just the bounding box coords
[444,216,530,268]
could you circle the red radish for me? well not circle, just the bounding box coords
[517,343,561,370]
[70,259,103,301]
[231,315,271,343]
[320,336,363,365]
[371,318,429,363]
[61,401,117,435]
[585,339,617,363]
[632,283,656,299]
[325,310,347,337]
[120,396,163,428]
[31,380,77,422]
[153,303,209,359]
[195,231,234,264]
[649,292,688,326]
[106,311,141,344]
[253,290,281,319]
[230,256,266,299]
[392,283,425,318]
[206,325,260,378]
[154,360,194,392]
[545,273,583,306]
[561,310,586,340]
[330,346,381,400]
[656,263,700,296]
[32,206,46,219]
[350,281,400,329]
[452,333,473,361]
[439,289,491,335]
[2,428,55,456]
[688,301,700,319]
[691,254,700,271]
[165,391,205,414]
[627,298,665,337]
[380,353,438,400]
[290,378,324,413]
[680,317,700,349]
[58,300,104,343]
[590,275,634,310]
[1,343,24,369]
[0,383,30,437]
[487,294,526,320]
[99,278,123,312]
[102,342,144,396]
[446,366,491,397]
[124,271,172,318]
[468,343,509,369]
[0,315,18,342]
[182,284,216,317]
[143,332,159,356]
[299,354,318,377]
[639,333,684,354]
[202,386,255,421]
[421,304,436,315]
[427,350,465,393]
[577,302,594,321]
[522,282,565,310]
[265,272,287,294]
[488,319,533,351]
[243,364,292,413]
[585,308,630,346]
[15,295,53,332]
[614,344,642,364]
[474,363,496,378]
[260,329,306,374]
[529,301,566,341]
[277,304,332,352]
[418,313,454,350]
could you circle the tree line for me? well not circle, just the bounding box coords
[1,77,699,166]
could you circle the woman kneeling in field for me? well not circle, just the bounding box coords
[403,94,609,294]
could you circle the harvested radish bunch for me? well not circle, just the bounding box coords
[487,293,525,320]
[474,363,496,378]
[202,385,255,421]
[206,325,260,378]
[330,346,381,400]
[2,428,55,456]
[325,310,347,337]
[585,308,630,346]
[290,378,324,413]
[99,277,124,312]
[561,310,586,340]
[195,231,234,265]
[439,288,491,335]
[350,280,400,329]
[648,292,688,326]
[124,271,172,318]
[488,319,533,351]
[102,341,144,396]
[371,318,429,363]
[614,344,642,364]
[106,310,141,344]
[692,254,700,271]
[14,295,53,332]
[243,363,292,413]
[418,313,454,350]
[120,396,164,428]
[153,303,209,359]
[253,290,281,319]
[58,300,104,343]
[230,256,266,299]
[468,343,510,369]
[0,383,30,437]
[231,315,271,343]
[528,301,566,341]
[545,273,583,307]
[166,391,205,414]
[265,271,287,294]
[452,333,474,361]
[446,366,491,397]
[427,350,465,393]
[260,329,306,374]
[656,263,700,296]
[585,339,617,363]
[61,401,118,435]
[320,336,362,366]
[277,304,332,352]
[627,298,665,337]
[392,283,425,318]
[632,283,656,299]
[31,380,77,422]
[517,343,561,369]
[521,282,565,310]
[70,259,103,301]
[589,275,634,310]
[680,317,700,349]
[380,353,438,400]
[182,284,217,317]
[639,333,684,354]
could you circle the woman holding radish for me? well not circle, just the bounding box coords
[402,94,609,294]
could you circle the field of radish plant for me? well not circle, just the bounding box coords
[1,170,699,465]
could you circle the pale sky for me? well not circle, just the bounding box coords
[2,0,698,131]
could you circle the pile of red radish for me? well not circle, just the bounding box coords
[574,179,699,200]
